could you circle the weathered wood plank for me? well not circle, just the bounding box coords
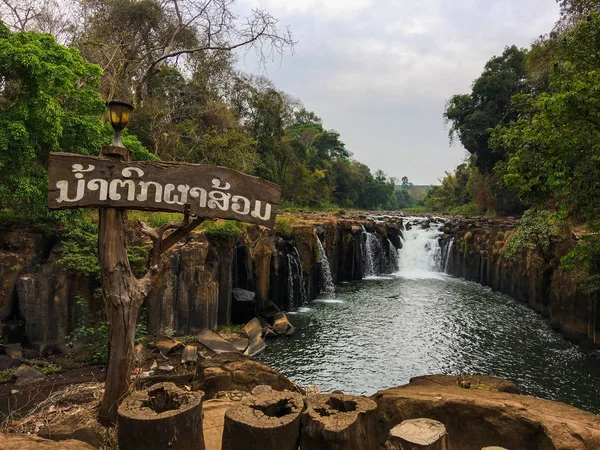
[48,152,281,227]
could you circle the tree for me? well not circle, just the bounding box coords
[556,0,600,29]
[73,0,294,102]
[491,14,600,223]
[444,45,529,173]
[0,20,105,220]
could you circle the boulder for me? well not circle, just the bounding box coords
[54,344,72,356]
[196,328,240,354]
[0,354,20,370]
[386,418,448,450]
[272,312,294,336]
[194,353,300,398]
[0,433,95,449]
[244,336,266,357]
[39,421,104,448]
[232,287,258,325]
[408,374,520,394]
[243,317,263,341]
[14,364,45,386]
[373,379,600,450]
[4,343,23,359]
[230,337,250,352]
[181,345,199,364]
[153,336,183,355]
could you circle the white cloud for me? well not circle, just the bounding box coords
[241,0,373,16]
[235,0,560,184]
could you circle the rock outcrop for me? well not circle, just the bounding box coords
[373,376,600,450]
[193,353,302,398]
[0,433,96,450]
[0,214,403,350]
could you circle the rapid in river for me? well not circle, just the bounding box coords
[258,218,600,414]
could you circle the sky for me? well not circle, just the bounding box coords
[235,0,560,185]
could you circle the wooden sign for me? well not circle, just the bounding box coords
[48,152,281,227]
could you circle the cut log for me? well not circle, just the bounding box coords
[300,393,378,450]
[222,390,304,450]
[117,382,205,450]
[481,448,509,450]
[386,419,448,450]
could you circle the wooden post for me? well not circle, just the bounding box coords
[385,419,448,450]
[300,393,378,450]
[117,382,205,450]
[97,147,143,425]
[222,390,304,450]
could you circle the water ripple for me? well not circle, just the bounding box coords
[258,276,600,414]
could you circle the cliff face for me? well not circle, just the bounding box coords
[0,215,403,351]
[442,218,600,346]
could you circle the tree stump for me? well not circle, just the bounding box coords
[300,393,378,450]
[481,447,509,450]
[117,382,205,450]
[222,390,304,450]
[385,418,448,450]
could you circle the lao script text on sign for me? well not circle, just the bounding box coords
[48,153,281,228]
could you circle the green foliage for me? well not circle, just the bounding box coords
[69,297,147,363]
[37,363,63,375]
[0,368,16,383]
[127,245,149,278]
[201,220,242,242]
[491,14,600,223]
[217,324,243,334]
[503,209,567,262]
[59,219,99,279]
[275,214,298,238]
[561,229,600,294]
[0,22,106,221]
[444,45,529,173]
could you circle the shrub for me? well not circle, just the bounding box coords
[275,214,298,238]
[59,219,100,280]
[201,220,242,242]
[503,209,567,263]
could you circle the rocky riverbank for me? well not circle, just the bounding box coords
[3,350,600,450]
[0,212,403,354]
[439,217,600,346]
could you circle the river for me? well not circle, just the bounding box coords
[258,218,600,414]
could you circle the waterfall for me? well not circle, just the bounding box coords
[397,218,444,278]
[387,238,400,272]
[443,238,455,273]
[362,230,378,278]
[287,247,308,310]
[287,254,295,311]
[316,237,335,296]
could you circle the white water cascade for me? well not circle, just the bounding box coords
[443,237,455,274]
[397,219,444,278]
[287,247,308,310]
[362,226,378,278]
[316,237,335,296]
[387,238,400,272]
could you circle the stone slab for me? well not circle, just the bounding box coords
[197,328,240,354]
